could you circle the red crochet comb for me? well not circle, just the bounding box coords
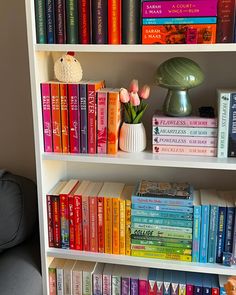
[67,51,75,56]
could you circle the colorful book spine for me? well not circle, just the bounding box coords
[131,228,192,240]
[225,207,235,252]
[126,199,131,255]
[60,194,69,249]
[148,268,157,295]
[68,84,80,153]
[48,267,57,295]
[131,278,139,295]
[108,0,121,44]
[199,204,210,263]
[131,216,192,228]
[103,272,112,295]
[82,195,90,251]
[122,0,141,44]
[98,196,105,253]
[113,198,120,254]
[217,0,236,43]
[54,0,66,44]
[131,244,191,255]
[122,277,130,295]
[139,278,148,295]
[89,196,98,252]
[80,83,88,153]
[119,199,126,254]
[41,83,53,152]
[104,197,113,253]
[132,223,192,233]
[153,126,218,137]
[97,91,108,154]
[232,209,236,264]
[132,203,193,213]
[60,83,70,153]
[131,250,192,262]
[68,195,75,249]
[142,1,218,18]
[164,270,171,295]
[131,239,192,249]
[92,0,108,44]
[72,268,82,295]
[216,207,227,263]
[142,24,216,44]
[217,90,231,158]
[228,92,236,157]
[131,209,193,220]
[66,0,78,43]
[152,136,217,147]
[143,17,217,25]
[78,0,91,44]
[51,83,62,152]
[74,194,83,250]
[108,89,121,154]
[47,195,54,247]
[83,271,92,295]
[35,0,47,43]
[51,195,61,247]
[208,205,219,263]
[153,145,217,156]
[132,195,193,206]
[45,0,55,43]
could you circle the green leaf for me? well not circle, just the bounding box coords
[133,103,148,124]
[124,104,132,123]
[130,104,137,122]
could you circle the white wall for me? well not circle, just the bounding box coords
[0,0,36,180]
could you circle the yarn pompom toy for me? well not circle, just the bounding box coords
[54,51,83,83]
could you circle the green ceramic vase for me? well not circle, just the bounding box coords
[155,57,204,117]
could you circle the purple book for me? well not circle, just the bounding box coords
[92,0,108,44]
[55,0,66,44]
[79,83,88,153]
[131,278,139,295]
[122,277,130,295]
[41,83,53,152]
[142,1,218,18]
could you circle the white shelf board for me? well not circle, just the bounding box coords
[35,43,236,53]
[42,151,236,170]
[47,248,236,275]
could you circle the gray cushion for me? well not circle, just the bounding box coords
[0,170,37,252]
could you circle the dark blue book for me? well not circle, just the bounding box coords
[45,0,55,43]
[216,199,227,263]
[171,271,179,295]
[79,83,88,153]
[193,273,203,295]
[202,275,211,295]
[163,270,172,295]
[228,92,236,157]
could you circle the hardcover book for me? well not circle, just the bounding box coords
[192,190,201,263]
[103,264,113,295]
[55,0,66,44]
[97,89,109,154]
[80,82,88,153]
[143,17,217,26]
[92,0,108,44]
[78,0,91,44]
[108,0,121,44]
[228,92,236,157]
[51,83,62,152]
[35,0,47,43]
[66,0,78,43]
[60,83,70,153]
[45,0,55,43]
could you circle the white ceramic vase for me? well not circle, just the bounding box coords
[119,122,147,153]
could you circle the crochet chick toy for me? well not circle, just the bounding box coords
[54,51,83,83]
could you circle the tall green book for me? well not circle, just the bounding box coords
[35,0,47,43]
[66,0,78,43]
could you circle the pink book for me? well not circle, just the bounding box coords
[98,196,105,253]
[68,84,80,153]
[97,89,108,154]
[142,1,218,18]
[89,196,98,252]
[153,145,217,156]
[74,194,83,250]
[41,83,53,152]
[139,268,149,295]
[186,285,194,295]
[82,195,90,251]
[152,135,217,147]
[68,195,75,249]
[152,111,217,128]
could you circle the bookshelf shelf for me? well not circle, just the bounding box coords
[47,248,236,276]
[43,152,236,171]
[35,43,236,53]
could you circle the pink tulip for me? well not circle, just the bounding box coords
[129,79,139,93]
[120,88,130,103]
[139,85,150,100]
[130,91,140,106]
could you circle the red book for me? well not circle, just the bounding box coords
[68,195,75,249]
[47,195,54,247]
[73,180,90,250]
[149,280,157,295]
[60,83,70,153]
[68,84,80,153]
[97,196,104,253]
[51,195,61,248]
[51,83,62,153]
[108,0,121,44]
[87,80,105,154]
[41,83,53,152]
[78,0,91,44]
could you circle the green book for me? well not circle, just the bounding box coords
[35,0,47,43]
[131,238,192,249]
[66,0,78,43]
[131,228,192,240]
[131,244,192,255]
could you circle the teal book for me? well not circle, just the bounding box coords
[192,190,201,262]
[131,209,193,220]
[131,216,192,228]
[66,0,78,43]
[35,0,47,43]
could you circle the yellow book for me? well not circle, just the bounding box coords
[107,89,121,154]
[112,197,120,254]
[119,199,126,255]
[131,250,192,262]
[123,185,134,256]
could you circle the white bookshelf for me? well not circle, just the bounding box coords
[25,0,236,294]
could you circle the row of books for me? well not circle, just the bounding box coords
[41,82,122,155]
[217,89,236,158]
[47,179,132,254]
[48,258,228,295]
[35,0,236,45]
[152,112,218,157]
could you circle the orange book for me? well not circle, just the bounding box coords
[51,83,62,152]
[108,0,121,44]
[107,89,121,154]
[112,197,120,254]
[60,83,70,153]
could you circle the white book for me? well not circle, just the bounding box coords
[56,259,67,295]
[72,261,83,295]
[112,265,123,295]
[63,260,76,295]
[82,261,97,295]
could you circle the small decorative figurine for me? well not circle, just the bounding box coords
[155,57,204,117]
[54,51,83,83]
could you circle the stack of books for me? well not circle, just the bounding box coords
[141,0,218,44]
[130,180,194,262]
[48,259,227,295]
[41,82,122,155]
[152,111,218,156]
